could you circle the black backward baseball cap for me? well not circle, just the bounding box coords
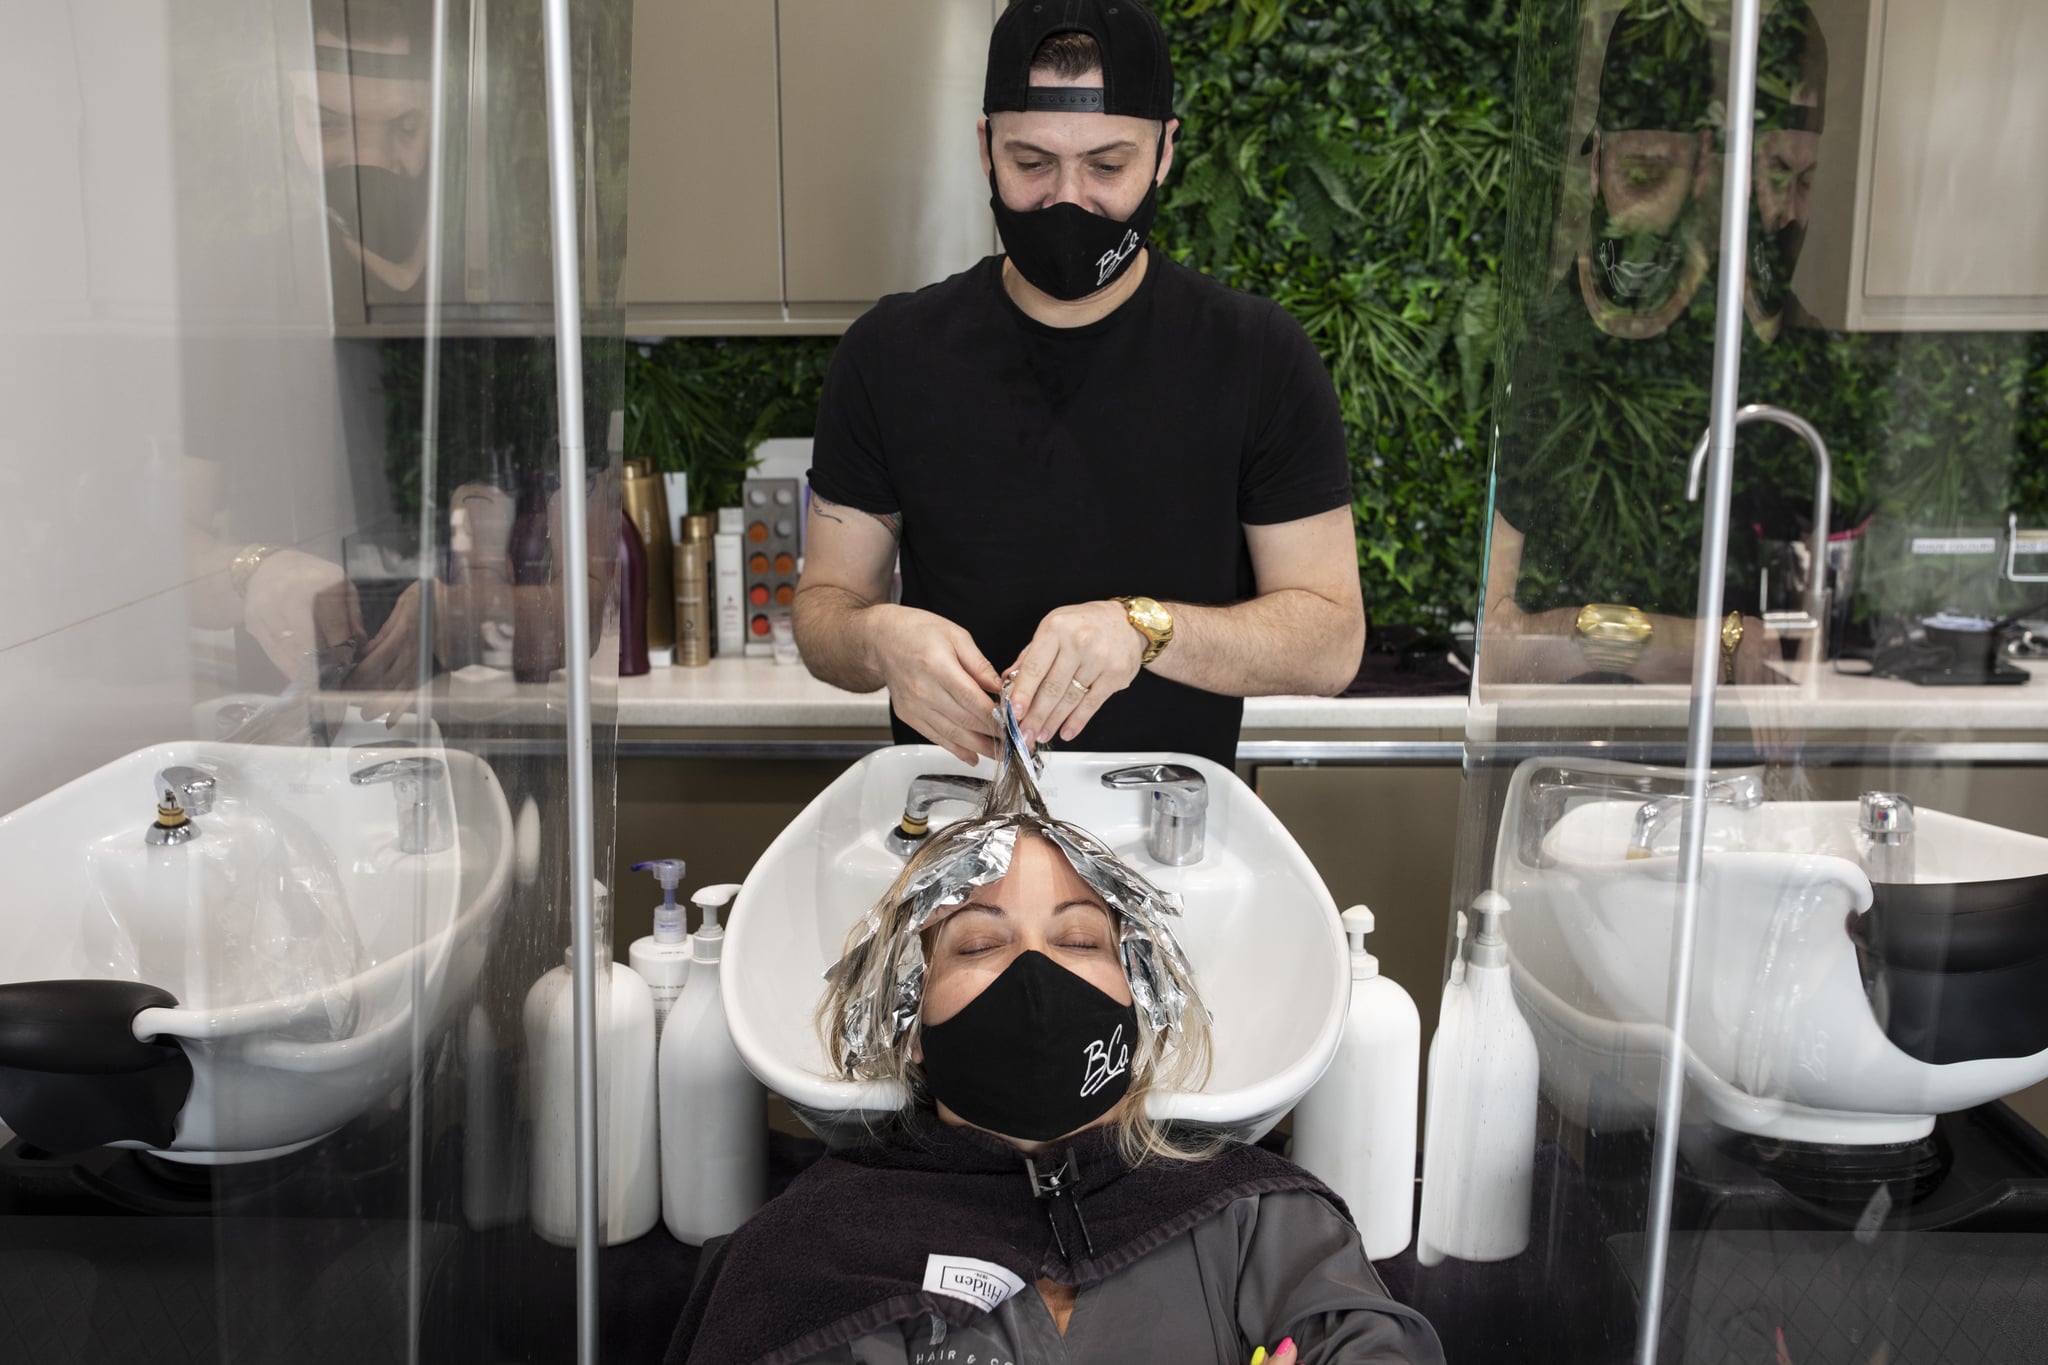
[983,0,1175,121]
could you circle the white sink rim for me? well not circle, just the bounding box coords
[723,745,1350,1139]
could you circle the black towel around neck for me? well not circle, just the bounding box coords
[665,1113,1340,1365]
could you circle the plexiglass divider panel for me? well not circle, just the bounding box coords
[0,0,630,1360]
[1403,1,2048,1361]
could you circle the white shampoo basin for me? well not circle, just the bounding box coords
[0,740,513,1162]
[1495,758,2048,1145]
[723,746,1348,1145]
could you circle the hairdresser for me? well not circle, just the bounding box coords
[793,0,1364,771]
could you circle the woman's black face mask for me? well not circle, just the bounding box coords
[918,949,1139,1143]
[987,125,1165,301]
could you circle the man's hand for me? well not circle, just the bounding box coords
[1005,600,1145,748]
[866,604,1005,765]
[243,548,367,682]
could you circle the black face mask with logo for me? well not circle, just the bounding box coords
[988,128,1164,302]
[918,949,1140,1143]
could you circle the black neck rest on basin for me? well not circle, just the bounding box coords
[1850,874,2048,1066]
[0,980,193,1153]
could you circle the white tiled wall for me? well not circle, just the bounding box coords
[0,0,374,813]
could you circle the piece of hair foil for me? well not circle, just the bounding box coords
[826,689,1200,1070]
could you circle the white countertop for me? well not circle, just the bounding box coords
[428,654,2048,734]
[600,657,1465,731]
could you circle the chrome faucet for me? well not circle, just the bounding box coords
[884,774,991,856]
[1687,403,1832,662]
[145,765,216,846]
[1625,772,1765,858]
[1516,759,1766,867]
[1857,791,1916,884]
[1102,765,1208,866]
[351,755,451,854]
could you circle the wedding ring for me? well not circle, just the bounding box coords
[1070,679,1091,694]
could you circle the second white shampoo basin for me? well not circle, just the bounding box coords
[723,746,1348,1144]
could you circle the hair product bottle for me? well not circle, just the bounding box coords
[627,858,692,1040]
[524,880,660,1247]
[1289,904,1421,1260]
[659,883,767,1243]
[510,468,561,684]
[619,511,650,677]
[620,458,675,664]
[675,514,714,667]
[1416,893,1538,1265]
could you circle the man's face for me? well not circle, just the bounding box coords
[979,69,1176,220]
[288,48,430,178]
[1594,129,1708,235]
[1754,129,1819,233]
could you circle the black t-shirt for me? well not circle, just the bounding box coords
[809,249,1350,768]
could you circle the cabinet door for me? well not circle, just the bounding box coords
[1861,0,2048,318]
[623,0,783,319]
[777,0,999,315]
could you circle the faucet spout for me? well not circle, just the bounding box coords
[1687,403,1832,660]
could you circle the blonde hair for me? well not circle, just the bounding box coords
[817,766,1215,1166]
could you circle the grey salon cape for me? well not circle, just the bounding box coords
[794,1189,1438,1365]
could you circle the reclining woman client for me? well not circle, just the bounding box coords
[668,728,1441,1365]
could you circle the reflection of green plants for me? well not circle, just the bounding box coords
[623,339,837,514]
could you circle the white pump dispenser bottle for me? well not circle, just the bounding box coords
[628,858,691,1040]
[1416,891,1538,1266]
[1290,904,1421,1259]
[524,880,660,1246]
[659,883,768,1245]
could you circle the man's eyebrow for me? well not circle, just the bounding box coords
[1004,138,1140,159]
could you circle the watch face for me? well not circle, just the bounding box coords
[1127,596,1171,635]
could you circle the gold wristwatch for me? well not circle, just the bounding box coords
[229,543,283,598]
[1720,611,1744,683]
[1573,603,1654,674]
[1116,595,1175,666]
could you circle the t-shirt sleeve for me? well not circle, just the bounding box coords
[806,314,900,517]
[1238,302,1353,526]
[1230,1191,1446,1364]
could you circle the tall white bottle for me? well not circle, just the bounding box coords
[1290,905,1422,1260]
[525,881,661,1246]
[660,883,768,1245]
[1416,892,1539,1265]
[628,858,692,1041]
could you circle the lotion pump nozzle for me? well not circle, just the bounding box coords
[633,859,689,943]
[690,884,742,962]
[1341,905,1381,980]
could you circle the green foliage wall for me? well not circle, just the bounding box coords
[387,0,2047,628]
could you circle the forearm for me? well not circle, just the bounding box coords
[791,584,887,693]
[1147,589,1365,698]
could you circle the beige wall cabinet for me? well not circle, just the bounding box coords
[623,0,1001,334]
[1800,0,2048,330]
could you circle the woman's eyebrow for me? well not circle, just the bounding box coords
[1051,898,1110,916]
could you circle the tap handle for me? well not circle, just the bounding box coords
[350,756,447,788]
[1860,791,1916,838]
[1101,764,1207,812]
[154,765,217,816]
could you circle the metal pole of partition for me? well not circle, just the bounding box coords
[1635,2,1764,1361]
[536,0,601,1358]
[405,5,452,1362]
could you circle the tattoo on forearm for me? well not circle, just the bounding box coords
[811,493,902,541]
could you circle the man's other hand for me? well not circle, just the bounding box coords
[1005,600,1146,749]
[867,605,1004,765]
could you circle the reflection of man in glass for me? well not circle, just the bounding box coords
[1746,2,1826,341]
[291,0,433,296]
[1577,10,1717,340]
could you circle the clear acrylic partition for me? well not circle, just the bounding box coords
[1407,0,2048,1361]
[0,0,629,1360]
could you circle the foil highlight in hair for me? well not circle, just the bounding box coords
[826,681,1199,1071]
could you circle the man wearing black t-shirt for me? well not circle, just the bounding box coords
[793,0,1363,770]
